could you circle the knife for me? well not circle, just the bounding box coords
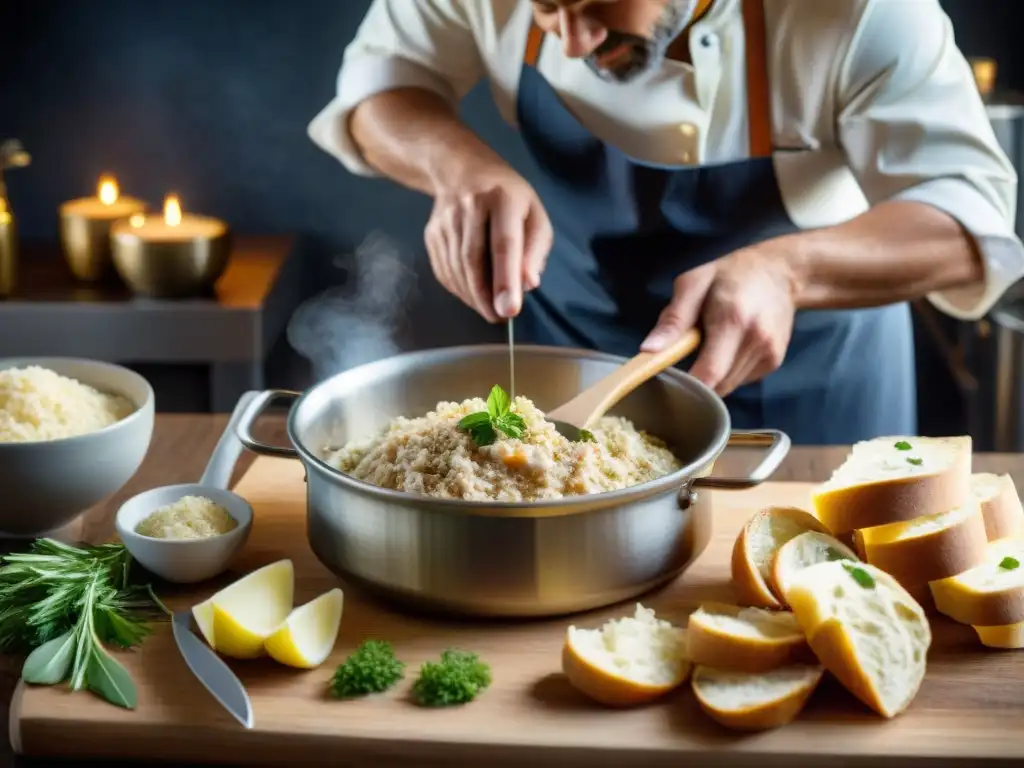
[171,610,255,729]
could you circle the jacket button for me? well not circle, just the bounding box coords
[701,34,716,48]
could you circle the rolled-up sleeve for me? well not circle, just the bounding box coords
[307,0,486,177]
[836,0,1024,320]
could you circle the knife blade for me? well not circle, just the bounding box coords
[171,610,254,729]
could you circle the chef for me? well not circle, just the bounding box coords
[308,0,1024,445]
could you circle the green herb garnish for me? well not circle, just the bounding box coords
[894,440,912,451]
[2,539,169,709]
[842,561,876,589]
[907,457,923,466]
[458,385,526,446]
[578,429,596,443]
[330,639,406,698]
[999,556,1020,571]
[411,648,492,707]
[826,547,848,562]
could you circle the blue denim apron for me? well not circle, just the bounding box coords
[513,0,916,445]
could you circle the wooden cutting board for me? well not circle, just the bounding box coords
[10,457,1024,767]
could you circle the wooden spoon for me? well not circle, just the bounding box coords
[546,328,702,441]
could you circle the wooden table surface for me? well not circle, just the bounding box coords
[3,414,1022,767]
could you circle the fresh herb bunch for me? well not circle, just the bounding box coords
[0,539,169,709]
[411,648,492,707]
[458,385,526,447]
[330,639,406,698]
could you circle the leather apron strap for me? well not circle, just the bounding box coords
[521,0,773,158]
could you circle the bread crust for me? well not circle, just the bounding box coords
[974,474,1024,542]
[560,635,690,707]
[686,603,812,673]
[691,664,823,731]
[855,502,988,585]
[812,438,972,535]
[930,580,1024,627]
[731,506,830,609]
[973,622,1024,649]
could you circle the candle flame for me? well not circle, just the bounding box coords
[98,175,119,205]
[129,213,145,228]
[163,195,182,227]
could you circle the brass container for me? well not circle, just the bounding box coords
[110,217,231,298]
[0,200,15,297]
[58,192,147,283]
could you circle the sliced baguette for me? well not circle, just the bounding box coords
[786,560,931,718]
[686,602,811,673]
[770,530,860,605]
[811,436,972,535]
[854,501,988,585]
[691,663,823,731]
[973,622,1024,649]
[972,473,1024,542]
[731,506,831,609]
[929,539,1024,626]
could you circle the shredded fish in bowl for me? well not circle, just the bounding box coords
[322,390,683,502]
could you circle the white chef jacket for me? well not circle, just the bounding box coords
[308,0,1024,321]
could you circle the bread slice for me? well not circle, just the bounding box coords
[691,663,824,731]
[811,436,972,535]
[972,473,1024,542]
[686,602,811,673]
[770,530,860,605]
[854,501,988,585]
[973,622,1024,649]
[929,539,1024,626]
[786,560,932,718]
[731,506,831,609]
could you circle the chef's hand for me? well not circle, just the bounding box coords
[425,162,553,323]
[640,247,799,397]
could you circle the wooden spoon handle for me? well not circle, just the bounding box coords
[546,328,703,428]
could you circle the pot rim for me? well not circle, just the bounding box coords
[285,343,732,514]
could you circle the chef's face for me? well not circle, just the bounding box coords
[530,0,698,82]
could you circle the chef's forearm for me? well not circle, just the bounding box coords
[349,88,508,196]
[782,200,986,310]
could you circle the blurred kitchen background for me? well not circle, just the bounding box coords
[1,0,1022,449]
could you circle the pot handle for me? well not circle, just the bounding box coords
[235,388,302,459]
[692,429,791,490]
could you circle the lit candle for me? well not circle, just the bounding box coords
[59,175,147,282]
[110,194,231,298]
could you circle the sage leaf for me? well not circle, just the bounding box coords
[486,385,510,418]
[86,647,138,709]
[458,412,491,430]
[22,630,76,685]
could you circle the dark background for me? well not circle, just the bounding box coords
[0,0,1020,430]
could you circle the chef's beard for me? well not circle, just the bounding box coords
[584,0,700,83]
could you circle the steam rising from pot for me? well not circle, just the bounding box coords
[287,231,417,381]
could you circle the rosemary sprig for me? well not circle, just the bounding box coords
[0,538,169,709]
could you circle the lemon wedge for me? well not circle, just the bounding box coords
[264,588,345,669]
[191,559,295,658]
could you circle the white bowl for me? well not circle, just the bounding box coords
[0,357,155,537]
[115,483,253,583]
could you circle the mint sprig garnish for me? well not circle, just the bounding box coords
[458,385,526,447]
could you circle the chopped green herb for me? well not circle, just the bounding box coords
[826,547,848,562]
[330,639,406,698]
[578,429,596,443]
[458,385,527,446]
[999,556,1020,571]
[411,648,492,707]
[842,561,876,589]
[894,440,912,451]
[907,457,923,466]
[3,539,169,709]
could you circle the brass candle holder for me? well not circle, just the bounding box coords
[0,139,31,297]
[59,175,147,282]
[110,194,231,298]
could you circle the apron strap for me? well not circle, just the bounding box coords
[520,0,773,158]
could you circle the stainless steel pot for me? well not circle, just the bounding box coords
[236,344,790,618]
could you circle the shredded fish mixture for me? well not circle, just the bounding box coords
[323,395,682,502]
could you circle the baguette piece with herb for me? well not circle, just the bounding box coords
[853,501,989,586]
[811,436,972,535]
[731,506,832,609]
[770,530,860,605]
[786,560,931,719]
[929,539,1024,626]
[971,473,1024,542]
